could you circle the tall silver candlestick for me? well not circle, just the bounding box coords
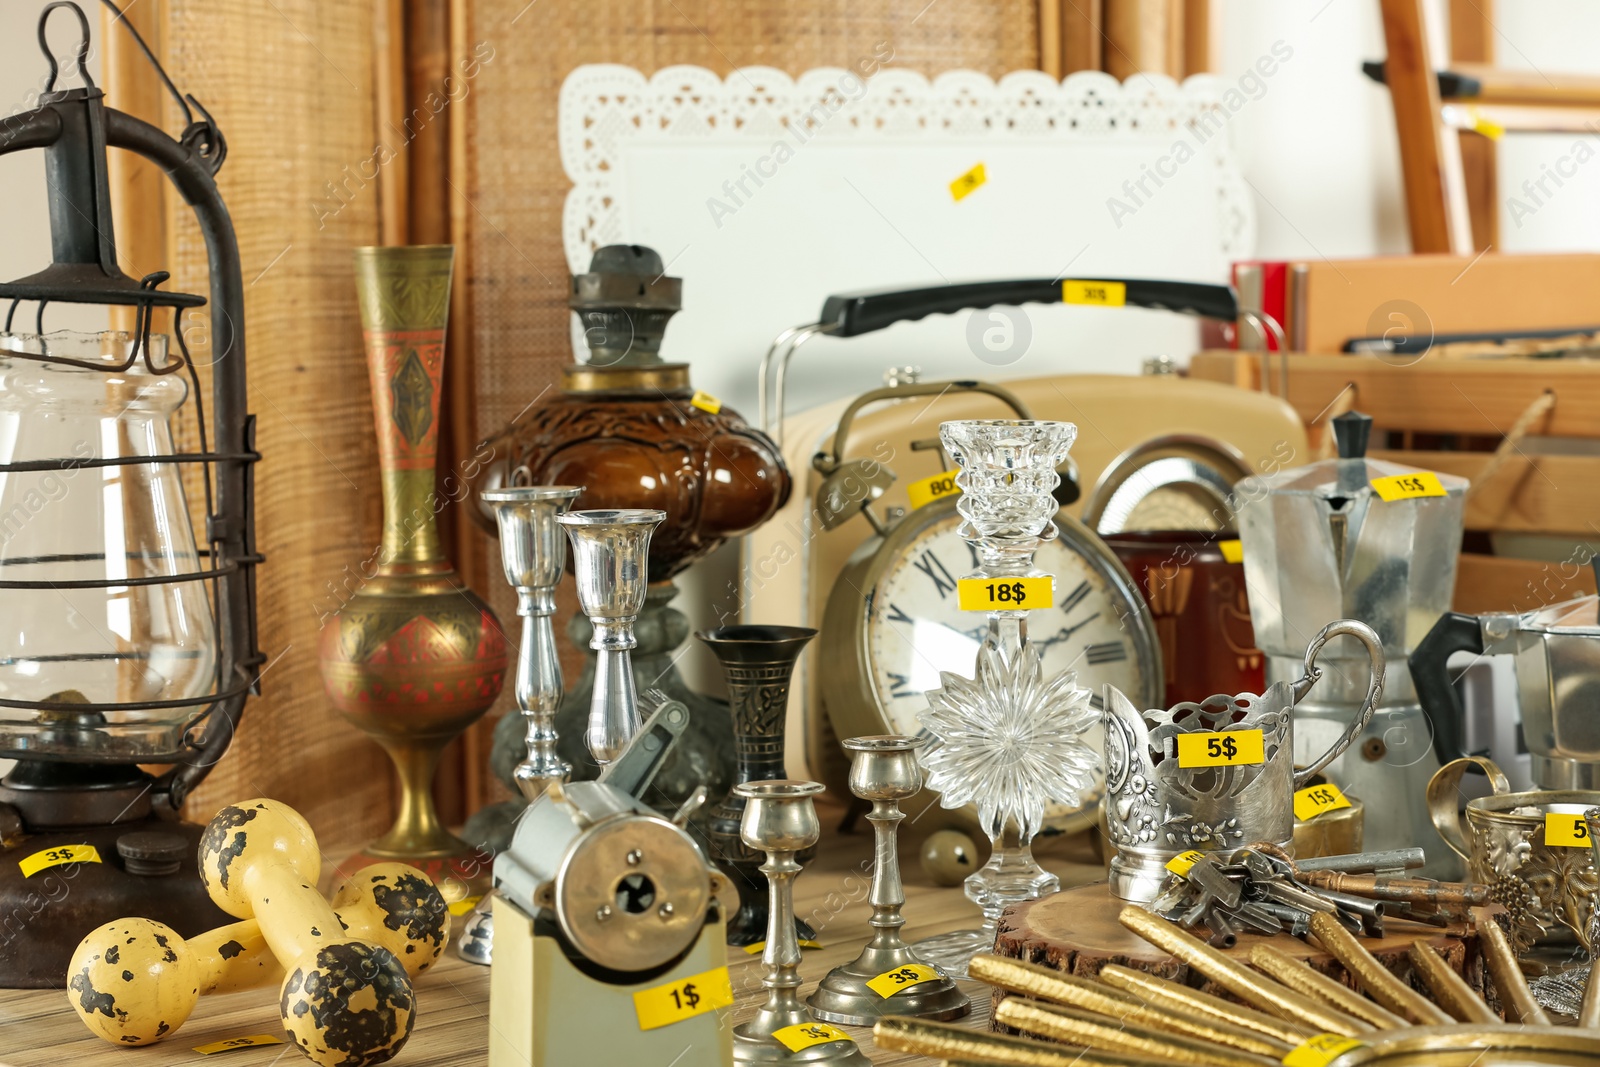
[557,508,665,764]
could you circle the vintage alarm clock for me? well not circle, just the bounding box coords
[490,692,733,1067]
[813,379,1163,840]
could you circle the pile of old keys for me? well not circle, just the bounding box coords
[1150,844,1492,947]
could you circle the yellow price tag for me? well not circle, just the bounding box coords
[1282,1034,1367,1067]
[744,939,822,954]
[772,1022,853,1052]
[18,844,101,878]
[1545,812,1592,848]
[1062,280,1127,307]
[447,894,482,917]
[1218,539,1243,564]
[1370,471,1447,502]
[632,966,734,1030]
[1293,784,1352,822]
[950,162,986,201]
[690,390,722,414]
[194,1035,285,1055]
[1468,107,1505,140]
[906,469,960,510]
[866,963,942,998]
[956,576,1053,612]
[1166,850,1204,878]
[1176,730,1266,769]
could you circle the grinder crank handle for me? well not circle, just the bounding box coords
[1408,612,1487,768]
[818,277,1239,338]
[597,688,691,801]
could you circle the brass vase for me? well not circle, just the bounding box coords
[319,245,506,902]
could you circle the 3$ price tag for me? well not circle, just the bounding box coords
[1281,1034,1367,1067]
[1293,784,1352,822]
[866,963,942,998]
[1370,471,1446,502]
[1175,730,1266,769]
[906,469,960,510]
[956,576,1053,612]
[194,1035,284,1055]
[632,966,734,1030]
[1545,812,1593,847]
[772,1023,853,1052]
[18,844,101,878]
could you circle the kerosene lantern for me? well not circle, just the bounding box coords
[0,3,261,986]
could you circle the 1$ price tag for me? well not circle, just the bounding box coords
[866,963,941,998]
[1545,812,1593,847]
[956,576,1053,612]
[1175,730,1265,769]
[1293,784,1352,822]
[632,966,734,1030]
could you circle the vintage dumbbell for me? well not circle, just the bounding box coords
[68,861,448,1047]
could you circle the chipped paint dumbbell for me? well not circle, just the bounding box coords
[67,861,449,1047]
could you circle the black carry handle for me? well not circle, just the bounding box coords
[1408,612,1486,768]
[818,278,1239,339]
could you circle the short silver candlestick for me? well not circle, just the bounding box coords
[807,736,969,1025]
[483,485,583,796]
[734,780,870,1067]
[557,508,665,764]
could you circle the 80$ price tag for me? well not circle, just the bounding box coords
[1293,784,1351,822]
[867,964,942,998]
[772,1023,853,1052]
[956,576,1053,612]
[1545,812,1593,847]
[1175,730,1265,769]
[906,469,960,510]
[632,966,734,1030]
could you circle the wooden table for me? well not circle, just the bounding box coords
[0,815,1107,1066]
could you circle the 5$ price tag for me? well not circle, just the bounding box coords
[1293,784,1352,822]
[956,576,1053,612]
[18,844,101,878]
[1282,1034,1367,1067]
[1545,812,1593,847]
[194,1035,284,1055]
[866,963,942,998]
[1370,471,1446,502]
[632,966,734,1030]
[1176,730,1265,769]
[906,469,960,510]
[772,1022,853,1052]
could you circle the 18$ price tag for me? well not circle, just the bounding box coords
[632,966,734,1030]
[867,963,942,998]
[772,1023,853,1052]
[1165,850,1204,878]
[18,844,101,878]
[1545,812,1593,847]
[956,576,1053,612]
[1282,1034,1367,1067]
[1293,784,1352,822]
[1176,730,1265,769]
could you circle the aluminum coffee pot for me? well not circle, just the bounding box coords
[1233,410,1467,875]
[1103,619,1385,902]
[1414,585,1600,791]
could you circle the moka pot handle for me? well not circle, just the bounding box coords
[1291,619,1387,790]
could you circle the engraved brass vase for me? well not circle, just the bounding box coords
[319,245,506,902]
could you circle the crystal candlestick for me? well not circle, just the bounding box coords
[734,780,871,1067]
[557,509,665,764]
[808,736,969,1025]
[483,486,584,798]
[914,420,1099,977]
[697,624,818,946]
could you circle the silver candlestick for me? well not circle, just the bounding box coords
[557,508,665,764]
[735,780,870,1067]
[807,736,969,1026]
[483,485,583,797]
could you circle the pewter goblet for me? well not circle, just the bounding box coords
[808,736,969,1025]
[735,780,870,1066]
[557,508,665,764]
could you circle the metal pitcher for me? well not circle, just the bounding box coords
[1104,619,1385,902]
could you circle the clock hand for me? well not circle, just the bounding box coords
[1034,611,1102,650]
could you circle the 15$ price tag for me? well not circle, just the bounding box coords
[867,963,942,998]
[632,966,734,1030]
[1293,784,1352,822]
[1545,812,1593,847]
[1282,1034,1367,1067]
[1176,730,1265,769]
[906,469,960,510]
[1371,471,1446,502]
[956,576,1053,612]
[18,844,101,878]
[772,1022,853,1052]
[194,1035,284,1055]
[1062,280,1127,307]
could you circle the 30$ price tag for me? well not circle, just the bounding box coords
[1545,812,1593,847]
[772,1022,854,1052]
[1281,1034,1367,1067]
[632,966,734,1030]
[1370,471,1447,502]
[906,469,960,510]
[18,844,101,878]
[194,1035,284,1055]
[1293,784,1352,822]
[690,390,722,414]
[1165,850,1204,878]
[1062,280,1127,307]
[1176,730,1265,769]
[956,576,1053,612]
[867,963,942,998]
